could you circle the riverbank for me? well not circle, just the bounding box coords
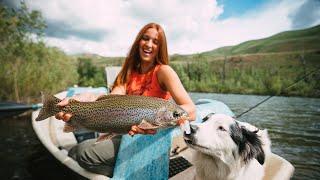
[172,51,320,97]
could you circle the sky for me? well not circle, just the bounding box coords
[2,0,320,56]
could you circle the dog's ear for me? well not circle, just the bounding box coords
[230,122,265,165]
[202,113,215,122]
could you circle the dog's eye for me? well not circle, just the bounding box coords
[218,126,226,131]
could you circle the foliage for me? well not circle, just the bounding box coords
[77,58,105,87]
[0,2,78,102]
[171,51,320,97]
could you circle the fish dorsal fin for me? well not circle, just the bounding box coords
[69,99,81,103]
[95,95,117,101]
[138,119,159,130]
[63,122,77,132]
[35,93,62,121]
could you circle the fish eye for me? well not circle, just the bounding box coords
[173,111,180,118]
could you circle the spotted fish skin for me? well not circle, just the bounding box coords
[36,94,188,134]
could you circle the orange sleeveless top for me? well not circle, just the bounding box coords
[126,65,172,100]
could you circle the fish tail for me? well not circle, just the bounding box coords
[35,93,62,121]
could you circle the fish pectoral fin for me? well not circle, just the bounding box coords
[137,119,159,130]
[63,123,77,133]
[95,133,116,143]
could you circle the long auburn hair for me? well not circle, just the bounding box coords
[113,23,169,89]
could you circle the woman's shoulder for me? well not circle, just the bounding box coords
[157,64,175,74]
[157,64,178,81]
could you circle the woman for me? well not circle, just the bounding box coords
[56,22,196,177]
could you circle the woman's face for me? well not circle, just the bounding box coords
[139,28,159,64]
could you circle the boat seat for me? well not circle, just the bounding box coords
[104,66,122,89]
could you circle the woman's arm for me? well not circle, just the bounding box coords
[157,65,196,121]
[110,84,126,95]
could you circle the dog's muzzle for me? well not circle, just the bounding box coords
[183,124,198,145]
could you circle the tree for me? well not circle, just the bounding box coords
[0,2,77,102]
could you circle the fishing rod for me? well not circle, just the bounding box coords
[235,67,320,118]
[0,102,42,119]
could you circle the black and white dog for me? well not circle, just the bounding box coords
[184,113,271,180]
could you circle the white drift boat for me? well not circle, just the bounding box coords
[31,66,294,180]
[31,92,295,180]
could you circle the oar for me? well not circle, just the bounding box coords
[0,102,42,119]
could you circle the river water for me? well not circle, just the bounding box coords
[0,93,319,179]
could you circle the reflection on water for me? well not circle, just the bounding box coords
[190,93,320,180]
[0,93,319,179]
[0,115,84,180]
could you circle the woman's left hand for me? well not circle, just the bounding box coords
[128,118,188,136]
[128,125,157,136]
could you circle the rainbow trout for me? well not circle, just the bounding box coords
[36,94,188,138]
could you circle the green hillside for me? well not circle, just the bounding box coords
[202,25,320,56]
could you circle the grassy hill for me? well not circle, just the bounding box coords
[202,25,320,56]
[73,53,124,67]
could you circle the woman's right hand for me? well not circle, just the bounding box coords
[55,92,104,122]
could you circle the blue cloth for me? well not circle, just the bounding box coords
[113,129,172,180]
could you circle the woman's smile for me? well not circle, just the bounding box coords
[139,28,159,63]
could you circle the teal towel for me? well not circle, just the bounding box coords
[113,128,172,180]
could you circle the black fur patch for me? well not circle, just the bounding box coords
[202,113,215,122]
[230,122,265,165]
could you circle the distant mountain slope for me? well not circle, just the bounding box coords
[75,25,320,64]
[202,24,320,56]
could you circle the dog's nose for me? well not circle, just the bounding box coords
[190,124,198,134]
[184,125,198,144]
[184,124,198,137]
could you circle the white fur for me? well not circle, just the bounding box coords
[185,114,271,180]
